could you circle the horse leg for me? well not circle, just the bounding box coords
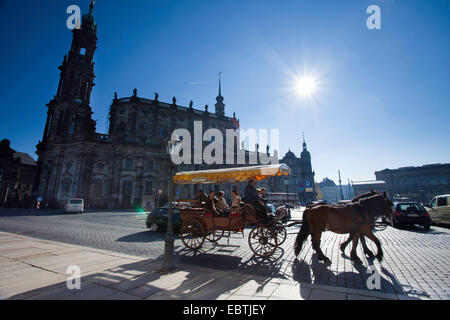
[360,235,375,259]
[361,229,383,262]
[350,233,362,264]
[312,232,331,264]
[340,233,353,254]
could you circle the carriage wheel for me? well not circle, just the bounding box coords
[180,220,205,250]
[272,222,287,245]
[206,229,224,243]
[248,226,278,257]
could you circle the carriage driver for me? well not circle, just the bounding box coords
[244,179,269,223]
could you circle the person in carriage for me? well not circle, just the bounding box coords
[244,179,271,223]
[205,191,220,216]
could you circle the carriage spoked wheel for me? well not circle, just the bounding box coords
[206,229,225,243]
[180,220,206,250]
[271,222,287,245]
[248,226,278,257]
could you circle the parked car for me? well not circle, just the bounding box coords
[390,202,431,230]
[427,195,450,224]
[65,198,84,214]
[146,207,181,232]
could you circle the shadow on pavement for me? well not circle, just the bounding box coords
[116,231,167,243]
[291,254,422,300]
[8,256,270,300]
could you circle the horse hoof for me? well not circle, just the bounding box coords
[376,255,383,262]
[353,258,362,264]
[322,258,332,265]
[340,245,346,254]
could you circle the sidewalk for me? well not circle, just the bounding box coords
[0,231,416,300]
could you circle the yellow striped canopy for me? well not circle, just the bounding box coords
[173,163,291,185]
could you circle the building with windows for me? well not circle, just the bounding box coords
[266,137,316,203]
[35,3,255,209]
[0,139,38,208]
[375,164,450,202]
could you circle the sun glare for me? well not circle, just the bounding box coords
[295,75,318,97]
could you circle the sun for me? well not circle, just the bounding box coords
[295,75,318,97]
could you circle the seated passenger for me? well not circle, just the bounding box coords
[216,191,229,214]
[244,179,269,223]
[205,191,220,216]
[231,189,241,208]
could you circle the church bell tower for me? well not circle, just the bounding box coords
[41,1,97,143]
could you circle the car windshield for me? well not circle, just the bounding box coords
[69,199,82,204]
[150,208,179,217]
[398,203,425,212]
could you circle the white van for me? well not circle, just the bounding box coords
[65,198,84,214]
[427,195,450,224]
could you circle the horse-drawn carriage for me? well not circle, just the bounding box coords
[173,164,291,257]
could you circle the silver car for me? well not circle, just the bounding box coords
[65,198,84,214]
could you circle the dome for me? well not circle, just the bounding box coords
[285,149,295,158]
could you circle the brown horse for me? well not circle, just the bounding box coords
[294,192,393,264]
[340,190,380,258]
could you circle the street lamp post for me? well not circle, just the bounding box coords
[161,136,181,273]
[284,176,289,212]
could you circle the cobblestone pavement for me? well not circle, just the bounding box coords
[0,208,449,299]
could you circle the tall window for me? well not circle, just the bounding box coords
[144,160,154,172]
[123,181,132,195]
[68,114,76,135]
[144,181,153,195]
[124,158,133,170]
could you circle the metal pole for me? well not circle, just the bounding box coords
[161,162,175,273]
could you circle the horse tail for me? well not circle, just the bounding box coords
[294,209,311,257]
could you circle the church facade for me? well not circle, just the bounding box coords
[265,138,316,203]
[35,4,245,209]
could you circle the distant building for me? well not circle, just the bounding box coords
[0,139,38,208]
[352,180,387,197]
[317,178,338,203]
[267,137,316,203]
[317,178,353,203]
[375,163,450,202]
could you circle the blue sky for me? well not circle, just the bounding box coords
[0,0,449,183]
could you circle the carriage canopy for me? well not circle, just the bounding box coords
[173,163,291,185]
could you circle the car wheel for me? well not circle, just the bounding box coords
[149,223,158,232]
[392,219,400,229]
[423,224,430,231]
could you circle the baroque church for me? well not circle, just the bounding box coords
[267,137,316,203]
[35,3,315,209]
[35,3,243,209]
